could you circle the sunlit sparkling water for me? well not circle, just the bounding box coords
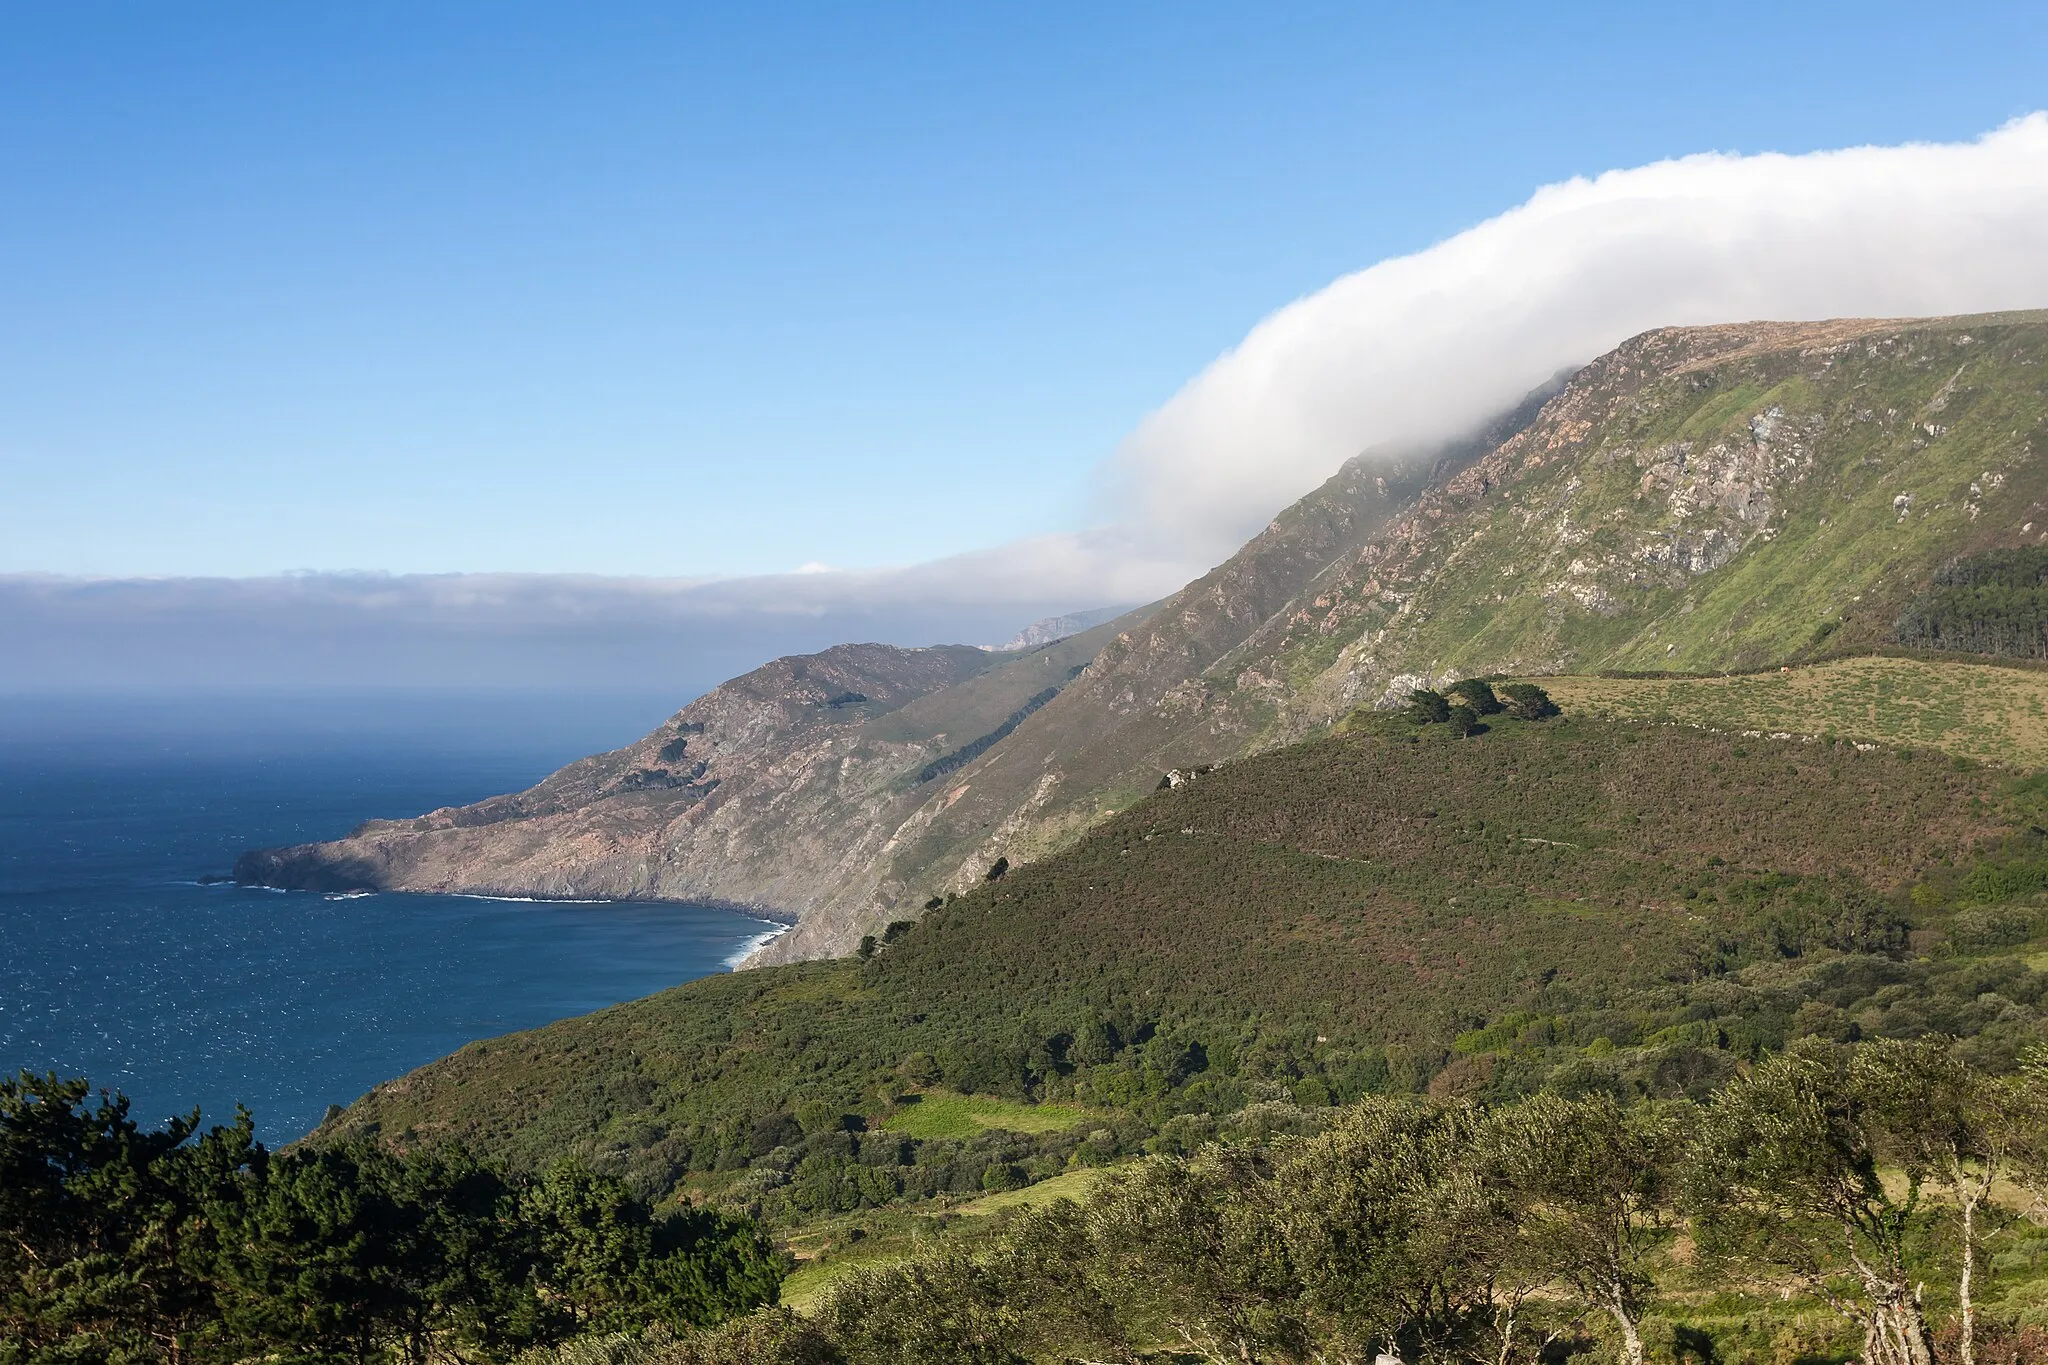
[0,693,775,1143]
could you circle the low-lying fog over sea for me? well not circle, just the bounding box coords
[0,691,777,1142]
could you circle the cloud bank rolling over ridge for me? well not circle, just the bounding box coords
[12,117,2048,692]
[1110,113,2048,564]
[0,535,1190,693]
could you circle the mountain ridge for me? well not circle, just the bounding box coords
[233,632,1126,917]
[994,606,1129,652]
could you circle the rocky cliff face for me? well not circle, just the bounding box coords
[234,633,1124,918]
[242,310,2048,962]
[745,387,1559,962]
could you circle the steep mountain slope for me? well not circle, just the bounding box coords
[1234,312,2048,722]
[243,310,2048,961]
[750,395,1561,962]
[238,407,1546,949]
[236,631,1127,914]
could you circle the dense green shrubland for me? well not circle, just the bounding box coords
[0,1074,780,1364]
[20,709,2048,1361]
[319,718,2048,1239]
[522,1040,2048,1363]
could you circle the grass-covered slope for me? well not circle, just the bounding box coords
[1540,654,2048,767]
[1264,313,2048,705]
[323,706,2048,1217]
[880,714,1993,1036]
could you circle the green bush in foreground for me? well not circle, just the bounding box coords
[0,1073,783,1365]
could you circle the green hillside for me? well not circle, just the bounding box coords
[191,310,2048,1362]
[833,315,2048,939]
[281,677,2048,1363]
[323,698,2048,1206]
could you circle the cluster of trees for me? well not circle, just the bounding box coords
[1404,679,1559,733]
[694,1039,2046,1365]
[857,919,916,961]
[1894,547,2048,659]
[0,1072,781,1364]
[17,1031,2048,1364]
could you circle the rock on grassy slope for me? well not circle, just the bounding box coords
[243,310,2048,959]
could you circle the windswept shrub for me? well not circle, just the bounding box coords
[1498,682,1560,720]
[1405,688,1452,724]
[662,1309,844,1365]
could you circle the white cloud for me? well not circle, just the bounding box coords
[1107,115,2048,564]
[14,119,2048,691]
[0,565,1145,692]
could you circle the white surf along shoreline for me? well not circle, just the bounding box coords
[724,920,792,968]
[263,881,794,973]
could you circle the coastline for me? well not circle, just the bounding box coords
[725,918,792,969]
[313,885,797,971]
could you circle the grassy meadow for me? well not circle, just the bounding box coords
[876,1090,1097,1140]
[1534,654,2048,767]
[776,1167,1107,1311]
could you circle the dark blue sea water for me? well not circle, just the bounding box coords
[0,692,779,1144]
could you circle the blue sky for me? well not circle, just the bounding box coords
[4,2,2046,580]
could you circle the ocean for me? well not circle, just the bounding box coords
[0,691,778,1144]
